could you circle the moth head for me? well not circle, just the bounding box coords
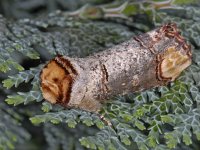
[157,46,191,81]
[156,23,192,82]
[40,56,77,106]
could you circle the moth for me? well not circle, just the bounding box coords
[40,23,192,113]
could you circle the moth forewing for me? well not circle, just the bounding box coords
[40,23,192,112]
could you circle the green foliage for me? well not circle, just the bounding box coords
[2,66,42,89]
[0,0,200,150]
[30,109,105,129]
[44,123,98,150]
[0,102,30,150]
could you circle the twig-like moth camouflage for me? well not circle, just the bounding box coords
[40,23,192,112]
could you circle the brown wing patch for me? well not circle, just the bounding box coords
[40,57,75,106]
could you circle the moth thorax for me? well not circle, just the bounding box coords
[157,46,191,81]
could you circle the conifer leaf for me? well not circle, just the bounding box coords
[42,102,52,113]
[2,79,15,89]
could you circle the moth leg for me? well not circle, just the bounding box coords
[99,114,112,126]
